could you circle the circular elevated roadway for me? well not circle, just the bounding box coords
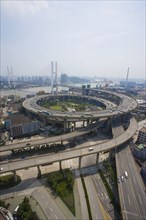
[23,89,137,121]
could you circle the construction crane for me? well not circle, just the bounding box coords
[103,78,113,90]
[125,67,129,90]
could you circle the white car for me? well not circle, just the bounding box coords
[124,171,128,178]
[0,168,4,171]
[121,175,124,182]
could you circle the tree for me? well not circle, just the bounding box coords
[0,200,6,208]
[17,197,32,220]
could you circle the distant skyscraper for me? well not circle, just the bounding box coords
[51,61,58,94]
[61,73,68,84]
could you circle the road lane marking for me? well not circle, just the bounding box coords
[91,195,93,200]
[46,201,48,205]
[128,195,131,205]
[129,162,132,168]
[133,176,136,183]
[95,192,112,220]
[50,208,53,212]
[54,214,58,219]
[138,195,142,205]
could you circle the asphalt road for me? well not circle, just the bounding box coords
[91,174,115,220]
[116,144,146,220]
[32,186,67,220]
[0,120,104,152]
[0,117,137,174]
[84,176,105,220]
[112,118,146,220]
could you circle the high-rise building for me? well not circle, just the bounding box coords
[60,73,68,84]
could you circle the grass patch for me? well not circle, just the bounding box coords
[0,174,21,190]
[47,169,75,216]
[43,101,67,111]
[103,159,117,183]
[49,105,63,111]
[61,190,75,215]
[42,100,100,112]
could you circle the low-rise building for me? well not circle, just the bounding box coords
[133,144,146,161]
[137,126,146,144]
[5,114,39,138]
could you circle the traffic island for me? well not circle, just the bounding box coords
[0,174,21,190]
[46,168,75,216]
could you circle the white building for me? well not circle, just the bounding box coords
[5,114,39,138]
[137,126,146,144]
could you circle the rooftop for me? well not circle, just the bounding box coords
[136,144,144,150]
[140,126,146,133]
[6,114,31,126]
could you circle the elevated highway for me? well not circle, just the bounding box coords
[0,116,137,174]
[23,90,137,121]
[0,119,105,153]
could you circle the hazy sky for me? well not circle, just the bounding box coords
[1,1,145,79]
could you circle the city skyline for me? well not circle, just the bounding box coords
[1,1,145,79]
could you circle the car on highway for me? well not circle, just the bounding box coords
[88,147,93,151]
[121,175,124,182]
[124,171,128,178]
[0,167,4,171]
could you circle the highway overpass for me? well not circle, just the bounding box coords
[0,116,137,174]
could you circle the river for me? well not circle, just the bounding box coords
[0,83,97,98]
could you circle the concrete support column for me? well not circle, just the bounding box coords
[13,170,17,182]
[74,122,76,128]
[61,140,63,145]
[37,165,41,176]
[87,119,90,126]
[96,153,99,164]
[67,122,70,129]
[59,161,62,170]
[64,119,67,133]
[83,121,85,127]
[79,156,82,169]
[71,123,74,131]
